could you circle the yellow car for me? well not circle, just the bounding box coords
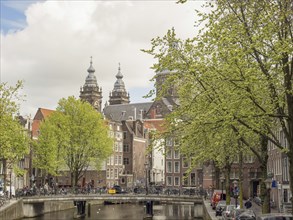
[108,188,116,194]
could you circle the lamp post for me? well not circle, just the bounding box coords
[220,177,225,200]
[265,174,273,213]
[233,180,239,207]
[9,171,12,199]
[144,162,149,195]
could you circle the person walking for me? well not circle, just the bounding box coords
[245,198,252,209]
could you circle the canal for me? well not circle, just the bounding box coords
[26,203,196,219]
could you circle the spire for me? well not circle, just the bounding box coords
[113,63,126,92]
[108,62,130,105]
[80,56,103,113]
[87,56,95,73]
[84,56,97,87]
[116,62,123,79]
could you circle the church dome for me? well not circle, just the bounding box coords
[113,63,126,93]
[84,58,98,87]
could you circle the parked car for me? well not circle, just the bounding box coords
[231,208,256,220]
[215,200,227,216]
[211,190,226,209]
[256,214,293,220]
[222,205,236,220]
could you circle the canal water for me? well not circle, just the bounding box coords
[27,203,196,219]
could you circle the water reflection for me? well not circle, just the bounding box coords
[27,203,196,220]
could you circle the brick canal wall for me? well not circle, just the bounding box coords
[0,199,75,219]
[0,199,24,220]
[23,200,75,218]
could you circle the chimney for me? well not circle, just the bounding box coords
[134,107,136,120]
[150,107,156,119]
[140,109,143,120]
[121,111,126,121]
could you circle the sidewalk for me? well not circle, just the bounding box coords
[203,197,280,220]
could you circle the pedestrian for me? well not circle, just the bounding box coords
[245,198,252,209]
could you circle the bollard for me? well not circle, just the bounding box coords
[144,201,153,219]
[87,202,91,217]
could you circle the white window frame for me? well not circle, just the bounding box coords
[166,161,172,173]
[166,176,172,186]
[174,177,180,186]
[174,150,180,159]
[174,161,180,173]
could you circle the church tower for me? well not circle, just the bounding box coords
[80,57,103,112]
[108,63,130,105]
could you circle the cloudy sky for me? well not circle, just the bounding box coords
[1,0,206,117]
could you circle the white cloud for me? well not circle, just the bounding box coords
[1,0,205,117]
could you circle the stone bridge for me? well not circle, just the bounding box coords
[21,194,204,218]
[23,194,202,203]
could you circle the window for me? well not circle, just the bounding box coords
[123,144,129,152]
[174,177,180,186]
[182,158,189,168]
[166,149,172,159]
[183,173,188,185]
[117,125,120,131]
[118,156,122,165]
[110,169,114,179]
[167,176,172,186]
[118,142,122,152]
[244,155,254,163]
[116,132,122,139]
[174,150,180,159]
[191,173,196,185]
[123,157,129,165]
[115,143,118,152]
[166,137,173,146]
[123,132,127,139]
[230,170,239,179]
[114,156,118,165]
[174,161,180,173]
[174,139,179,146]
[167,161,172,173]
[114,169,118,179]
[106,169,110,178]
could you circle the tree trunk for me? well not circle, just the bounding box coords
[3,159,7,193]
[225,162,231,205]
[74,170,79,187]
[288,148,293,211]
[214,165,221,189]
[259,135,270,214]
[239,142,243,208]
[71,172,74,188]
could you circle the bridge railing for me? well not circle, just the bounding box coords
[15,186,206,198]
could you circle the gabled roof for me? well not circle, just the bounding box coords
[32,108,55,138]
[33,108,55,120]
[144,119,166,133]
[103,102,153,122]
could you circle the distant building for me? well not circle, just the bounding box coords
[31,108,55,186]
[108,63,130,105]
[144,119,165,186]
[79,57,103,112]
[267,128,291,212]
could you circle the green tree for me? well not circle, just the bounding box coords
[0,81,29,192]
[144,0,292,213]
[34,96,113,187]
